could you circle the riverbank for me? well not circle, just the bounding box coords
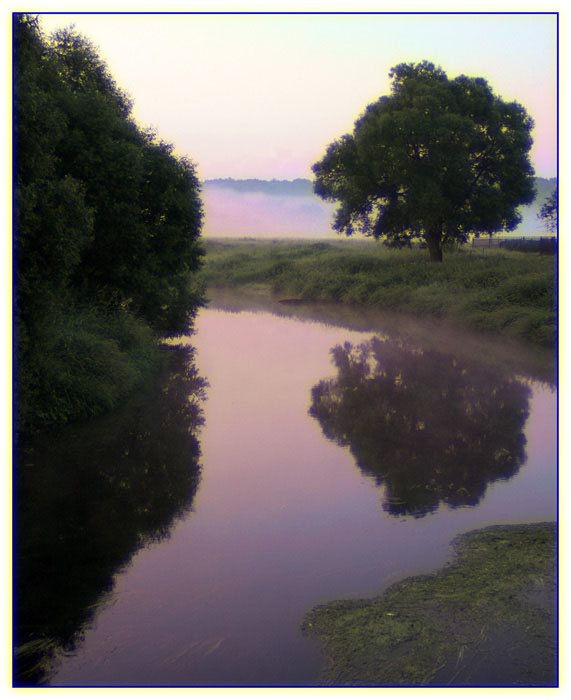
[200,239,556,349]
[302,522,557,687]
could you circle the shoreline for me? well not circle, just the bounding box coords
[204,285,556,385]
[200,238,557,351]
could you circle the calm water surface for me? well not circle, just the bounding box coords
[18,304,556,687]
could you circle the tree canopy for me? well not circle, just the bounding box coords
[14,15,204,430]
[312,61,536,261]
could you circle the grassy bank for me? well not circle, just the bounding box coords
[16,305,166,432]
[302,522,557,687]
[200,239,556,348]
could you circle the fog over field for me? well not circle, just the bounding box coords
[202,178,557,239]
[202,180,337,238]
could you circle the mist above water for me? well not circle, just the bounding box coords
[202,182,337,238]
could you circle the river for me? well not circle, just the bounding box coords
[14,297,557,687]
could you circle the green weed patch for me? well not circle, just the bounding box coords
[302,522,557,686]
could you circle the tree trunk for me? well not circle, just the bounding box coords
[426,232,443,263]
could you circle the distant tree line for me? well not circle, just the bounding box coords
[205,176,555,201]
[14,15,204,431]
[204,178,313,196]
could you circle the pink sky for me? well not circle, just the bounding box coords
[36,12,557,180]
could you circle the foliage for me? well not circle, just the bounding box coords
[201,239,556,348]
[14,15,204,430]
[18,305,162,429]
[312,61,536,261]
[303,523,556,686]
[538,186,558,233]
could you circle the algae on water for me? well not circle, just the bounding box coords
[302,522,557,687]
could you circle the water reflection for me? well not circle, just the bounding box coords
[310,337,531,518]
[14,345,207,685]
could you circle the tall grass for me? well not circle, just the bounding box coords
[200,238,556,348]
[17,305,164,432]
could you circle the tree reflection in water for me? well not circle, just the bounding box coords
[14,345,207,685]
[310,337,531,518]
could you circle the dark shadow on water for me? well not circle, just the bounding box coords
[310,337,531,518]
[13,345,207,686]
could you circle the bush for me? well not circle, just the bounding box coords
[17,306,162,432]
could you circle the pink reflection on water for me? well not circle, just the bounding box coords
[50,308,557,687]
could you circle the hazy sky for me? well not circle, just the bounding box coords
[37,12,558,181]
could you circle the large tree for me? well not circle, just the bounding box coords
[313,61,536,261]
[14,15,204,429]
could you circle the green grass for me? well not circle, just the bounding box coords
[302,522,557,687]
[200,238,557,347]
[18,305,165,432]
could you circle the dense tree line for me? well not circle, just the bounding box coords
[14,15,204,431]
[204,178,313,196]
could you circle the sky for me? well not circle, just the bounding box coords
[35,10,558,181]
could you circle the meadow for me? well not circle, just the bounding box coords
[200,238,557,348]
